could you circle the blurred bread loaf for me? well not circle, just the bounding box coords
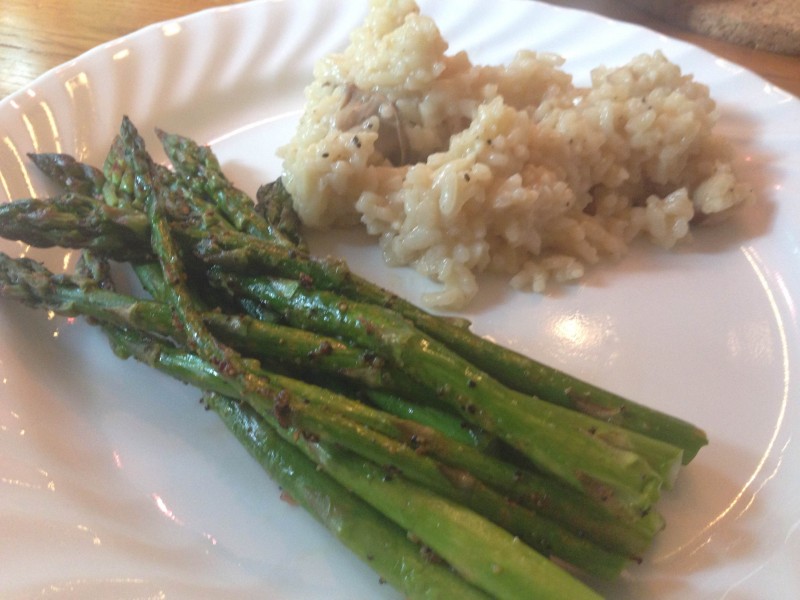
[622,0,800,55]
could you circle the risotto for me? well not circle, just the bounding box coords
[278,0,753,309]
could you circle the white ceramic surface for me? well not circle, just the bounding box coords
[1,1,798,598]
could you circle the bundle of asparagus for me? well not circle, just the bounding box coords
[0,116,707,599]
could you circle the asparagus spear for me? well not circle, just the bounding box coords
[102,323,603,600]
[364,388,492,450]
[106,329,598,600]
[208,391,494,600]
[301,438,604,600]
[101,124,142,209]
[223,275,681,513]
[0,194,151,261]
[28,126,187,302]
[253,178,309,252]
[157,128,300,249]
[269,380,631,579]
[27,152,106,198]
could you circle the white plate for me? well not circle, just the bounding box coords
[1,1,799,598]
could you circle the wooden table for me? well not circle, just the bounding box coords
[1,0,798,100]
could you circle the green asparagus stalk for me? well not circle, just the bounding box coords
[262,378,631,579]
[302,438,604,600]
[93,119,171,299]
[116,117,290,303]
[157,128,299,248]
[104,329,598,600]
[0,194,151,261]
[208,391,494,600]
[364,388,492,451]
[101,123,143,209]
[27,152,106,198]
[224,275,681,512]
[143,159,230,364]
[253,178,309,252]
[102,324,604,600]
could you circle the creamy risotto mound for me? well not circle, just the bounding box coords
[279,0,753,309]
